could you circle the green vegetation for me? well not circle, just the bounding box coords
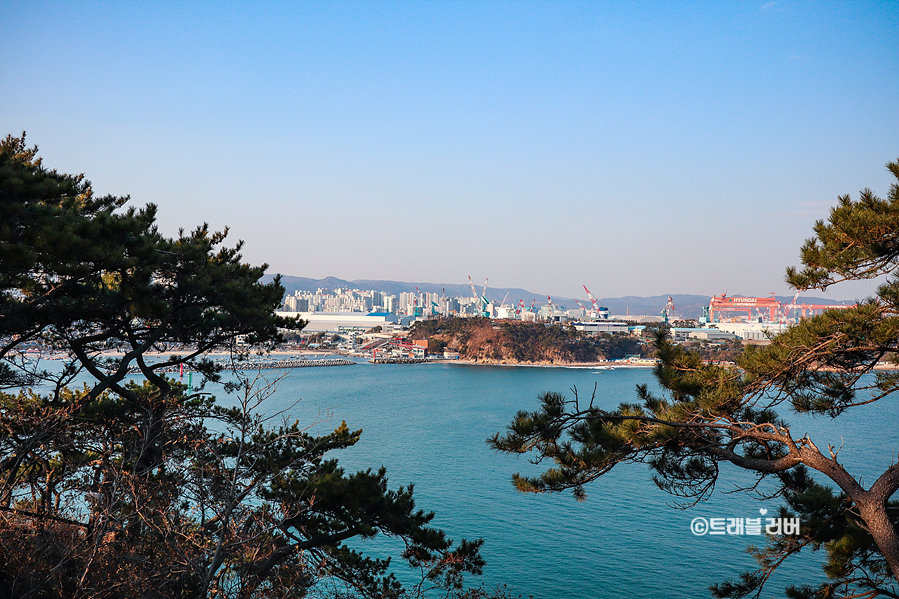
[410,318,645,363]
[491,160,899,597]
[0,134,485,598]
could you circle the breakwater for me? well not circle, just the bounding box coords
[228,358,355,370]
[369,357,431,364]
[123,358,355,374]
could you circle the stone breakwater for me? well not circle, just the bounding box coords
[369,357,431,364]
[122,358,355,374]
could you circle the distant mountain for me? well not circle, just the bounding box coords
[264,275,550,308]
[262,275,850,320]
[601,295,710,319]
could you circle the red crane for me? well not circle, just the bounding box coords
[583,285,601,313]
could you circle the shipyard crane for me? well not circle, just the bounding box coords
[704,293,850,323]
[779,290,802,323]
[583,285,600,311]
[412,286,423,317]
[662,296,676,322]
[708,294,780,323]
[583,284,610,319]
[468,276,491,318]
[468,276,478,302]
[481,279,490,317]
[468,276,479,316]
[574,299,588,315]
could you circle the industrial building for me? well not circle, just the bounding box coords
[669,327,738,342]
[570,321,631,334]
[711,322,790,341]
[274,311,407,333]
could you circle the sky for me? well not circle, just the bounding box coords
[2,1,897,301]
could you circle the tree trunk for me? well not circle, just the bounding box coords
[858,498,899,580]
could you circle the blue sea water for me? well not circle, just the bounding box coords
[204,358,898,599]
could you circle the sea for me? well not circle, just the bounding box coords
[200,357,898,599]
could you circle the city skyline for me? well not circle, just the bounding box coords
[271,275,855,323]
[2,2,896,301]
[267,272,869,307]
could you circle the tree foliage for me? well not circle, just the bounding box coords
[490,160,899,597]
[0,134,484,598]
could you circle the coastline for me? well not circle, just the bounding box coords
[34,349,898,371]
[449,358,657,368]
[20,348,341,361]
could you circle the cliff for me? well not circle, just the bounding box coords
[409,318,643,365]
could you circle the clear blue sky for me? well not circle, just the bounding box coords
[2,1,896,300]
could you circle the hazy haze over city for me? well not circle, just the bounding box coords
[1,2,896,301]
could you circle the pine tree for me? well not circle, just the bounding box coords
[0,134,485,598]
[491,160,899,597]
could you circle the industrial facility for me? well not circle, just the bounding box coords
[276,279,854,342]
